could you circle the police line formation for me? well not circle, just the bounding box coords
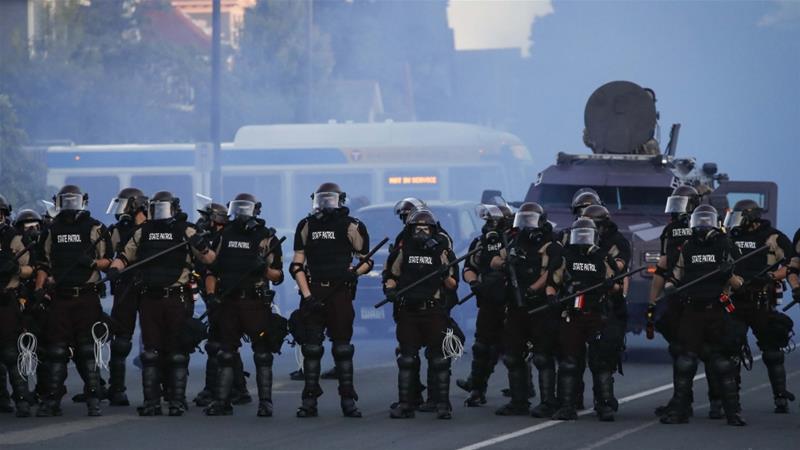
[0,182,798,427]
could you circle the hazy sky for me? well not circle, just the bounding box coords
[452,0,800,233]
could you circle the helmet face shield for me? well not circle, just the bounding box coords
[690,210,718,229]
[228,200,256,219]
[394,198,425,217]
[664,195,690,214]
[312,192,341,212]
[106,197,130,216]
[723,210,743,229]
[513,211,541,230]
[570,227,596,246]
[56,193,85,213]
[475,204,503,221]
[150,201,174,220]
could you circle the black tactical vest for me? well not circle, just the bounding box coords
[563,246,607,304]
[730,225,771,280]
[138,220,188,288]
[398,239,443,303]
[661,217,692,264]
[214,223,272,291]
[110,220,138,254]
[304,215,354,281]
[511,231,549,289]
[680,233,731,299]
[0,225,17,287]
[50,215,97,287]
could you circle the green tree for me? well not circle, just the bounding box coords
[0,95,48,210]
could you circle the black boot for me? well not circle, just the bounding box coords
[464,342,492,407]
[429,352,452,420]
[231,353,252,405]
[137,351,163,416]
[194,341,220,407]
[763,349,794,414]
[496,354,530,416]
[390,351,418,419]
[1,346,32,417]
[205,351,234,416]
[417,364,437,412]
[168,353,189,416]
[76,344,102,416]
[333,343,361,418]
[660,354,697,425]
[530,353,558,418]
[713,355,746,426]
[254,350,274,417]
[297,344,323,418]
[0,364,12,413]
[37,345,68,417]
[108,336,132,406]
[552,357,579,420]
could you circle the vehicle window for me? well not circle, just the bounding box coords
[726,192,767,210]
[533,185,672,211]
[458,210,476,241]
[354,206,461,247]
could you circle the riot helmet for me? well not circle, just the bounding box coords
[149,191,179,221]
[312,182,346,213]
[723,199,762,230]
[106,187,148,221]
[569,218,598,247]
[513,202,545,230]
[394,197,426,224]
[13,209,42,241]
[571,188,601,217]
[228,192,261,221]
[690,204,718,240]
[406,209,437,244]
[664,185,700,215]
[53,185,87,213]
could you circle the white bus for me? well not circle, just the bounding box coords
[42,121,534,228]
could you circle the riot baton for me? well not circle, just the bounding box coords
[653,244,770,304]
[199,235,286,321]
[501,230,525,308]
[457,292,475,305]
[783,297,800,312]
[315,236,390,306]
[375,246,481,309]
[529,265,647,315]
[13,240,39,262]
[95,231,209,285]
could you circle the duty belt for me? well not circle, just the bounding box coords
[55,284,100,298]
[141,285,187,298]
[399,298,445,312]
[310,280,354,288]
[682,296,719,311]
[223,285,272,300]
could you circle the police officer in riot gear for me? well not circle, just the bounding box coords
[204,193,284,417]
[291,182,372,418]
[659,205,746,426]
[105,187,149,406]
[384,209,458,419]
[493,203,563,417]
[394,198,427,225]
[572,188,602,218]
[724,199,795,413]
[459,205,507,407]
[0,195,35,417]
[109,191,216,416]
[34,185,112,417]
[549,218,620,421]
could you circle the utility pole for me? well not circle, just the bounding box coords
[210,0,222,200]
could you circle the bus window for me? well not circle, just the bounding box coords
[293,172,373,216]
[130,175,193,211]
[223,174,284,226]
[449,166,501,202]
[64,176,119,221]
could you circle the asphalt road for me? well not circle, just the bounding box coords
[2,305,800,449]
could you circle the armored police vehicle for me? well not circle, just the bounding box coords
[486,80,778,333]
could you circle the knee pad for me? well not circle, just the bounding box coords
[217,351,236,368]
[47,344,69,363]
[0,345,17,366]
[332,343,354,361]
[667,343,684,359]
[675,353,699,375]
[558,356,579,376]
[762,349,784,366]
[428,354,450,372]
[76,343,95,361]
[710,354,736,376]
[253,351,273,368]
[471,341,491,359]
[301,344,324,360]
[110,337,133,357]
[204,341,221,356]
[169,353,189,368]
[531,352,553,370]
[503,353,525,370]
[140,350,159,367]
[397,354,418,370]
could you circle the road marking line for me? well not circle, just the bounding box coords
[0,415,135,445]
[456,353,766,450]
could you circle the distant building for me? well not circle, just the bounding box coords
[171,0,256,48]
